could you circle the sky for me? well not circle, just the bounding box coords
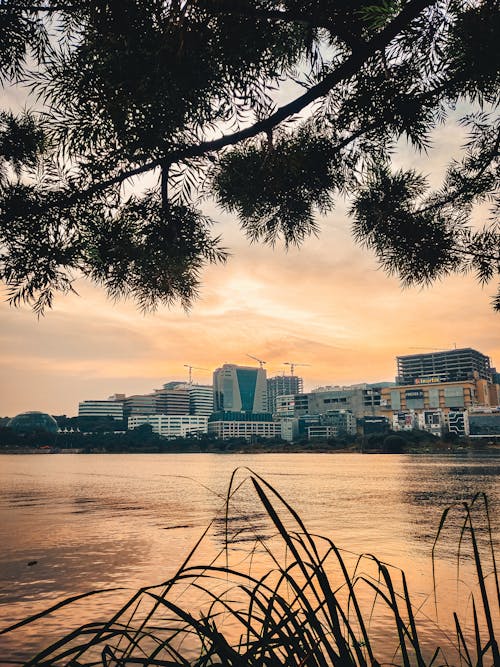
[1,88,499,418]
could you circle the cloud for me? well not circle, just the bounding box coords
[1,108,498,416]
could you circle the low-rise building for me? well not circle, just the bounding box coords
[391,411,418,431]
[307,425,338,440]
[359,416,390,436]
[277,415,320,442]
[446,411,469,436]
[208,411,280,441]
[320,410,357,436]
[128,414,208,438]
[276,385,383,420]
[468,408,500,438]
[416,410,445,437]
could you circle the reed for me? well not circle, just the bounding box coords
[1,469,498,666]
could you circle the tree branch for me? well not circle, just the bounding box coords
[196,2,366,51]
[417,128,500,214]
[52,0,434,207]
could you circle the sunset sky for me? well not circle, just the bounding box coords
[1,91,498,418]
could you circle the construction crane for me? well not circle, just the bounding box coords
[183,364,209,384]
[283,361,311,376]
[246,354,266,369]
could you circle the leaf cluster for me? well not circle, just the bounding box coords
[0,0,499,311]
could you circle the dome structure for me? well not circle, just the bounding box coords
[8,411,58,434]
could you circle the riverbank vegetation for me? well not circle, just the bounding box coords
[0,421,497,455]
[1,470,498,666]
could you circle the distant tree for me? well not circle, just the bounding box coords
[364,433,385,450]
[442,430,460,444]
[127,423,159,446]
[0,426,19,447]
[383,434,406,453]
[77,415,126,432]
[0,0,498,313]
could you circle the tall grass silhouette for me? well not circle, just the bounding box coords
[1,468,498,666]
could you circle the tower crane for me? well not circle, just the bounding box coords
[283,361,311,376]
[246,354,266,369]
[183,364,209,384]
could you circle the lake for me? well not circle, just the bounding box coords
[0,452,499,664]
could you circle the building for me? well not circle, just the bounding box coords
[128,414,208,438]
[275,394,310,418]
[189,384,213,416]
[380,375,498,418]
[267,375,303,413]
[153,383,190,415]
[307,411,357,441]
[307,425,339,440]
[123,394,156,418]
[446,411,469,436]
[309,385,382,417]
[78,399,124,421]
[391,408,470,437]
[208,411,280,441]
[8,411,59,434]
[391,411,417,431]
[359,416,390,436]
[396,348,494,385]
[275,385,383,419]
[416,410,445,437]
[320,410,357,436]
[213,364,267,413]
[468,409,500,438]
[277,415,320,442]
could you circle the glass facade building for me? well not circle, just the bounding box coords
[213,364,267,413]
[8,411,58,434]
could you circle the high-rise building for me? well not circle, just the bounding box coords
[396,348,493,385]
[153,384,190,415]
[78,399,124,421]
[213,364,267,413]
[189,384,213,416]
[123,394,156,418]
[267,375,303,413]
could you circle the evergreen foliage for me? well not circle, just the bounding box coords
[0,0,499,312]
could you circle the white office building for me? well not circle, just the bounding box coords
[189,384,213,416]
[208,418,280,441]
[78,399,124,421]
[128,414,208,438]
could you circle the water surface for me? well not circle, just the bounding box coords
[0,452,498,662]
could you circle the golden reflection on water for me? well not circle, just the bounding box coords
[0,453,498,663]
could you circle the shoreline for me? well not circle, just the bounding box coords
[1,444,499,455]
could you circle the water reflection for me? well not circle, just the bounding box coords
[0,452,498,662]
